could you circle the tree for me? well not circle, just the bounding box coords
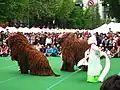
[68,6,84,29]
[54,0,74,28]
[67,3,101,29]
[0,0,64,27]
[0,0,102,28]
[102,0,120,22]
[29,0,64,27]
[0,0,29,26]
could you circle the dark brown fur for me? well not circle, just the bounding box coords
[8,33,59,76]
[59,33,90,72]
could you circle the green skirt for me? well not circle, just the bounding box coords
[87,75,99,83]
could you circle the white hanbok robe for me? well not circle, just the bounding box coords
[87,44,102,76]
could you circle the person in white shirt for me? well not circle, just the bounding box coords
[45,36,52,46]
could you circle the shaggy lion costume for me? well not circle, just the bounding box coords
[58,33,90,72]
[7,33,59,76]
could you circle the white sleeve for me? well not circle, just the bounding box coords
[91,44,99,51]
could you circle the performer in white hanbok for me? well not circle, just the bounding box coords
[77,35,110,83]
[87,35,102,82]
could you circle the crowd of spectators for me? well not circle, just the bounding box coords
[24,32,61,57]
[0,29,120,58]
[0,31,9,57]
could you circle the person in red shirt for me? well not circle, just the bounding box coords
[1,44,8,57]
[116,36,120,57]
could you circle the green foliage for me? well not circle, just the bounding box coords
[55,0,74,28]
[68,6,84,29]
[0,0,29,26]
[29,0,63,26]
[102,0,120,22]
[0,0,102,29]
[66,4,102,29]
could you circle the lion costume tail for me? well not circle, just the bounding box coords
[29,67,60,77]
[29,56,61,77]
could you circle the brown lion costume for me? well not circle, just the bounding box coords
[58,33,90,72]
[7,33,59,76]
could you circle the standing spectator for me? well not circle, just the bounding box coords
[39,34,46,45]
[27,34,32,44]
[52,36,57,46]
[45,35,52,47]
[101,36,108,51]
[116,36,120,57]
[6,29,9,35]
[0,34,3,46]
[107,37,114,51]
[34,36,39,45]
[95,32,101,46]
[1,31,6,40]
[31,35,35,45]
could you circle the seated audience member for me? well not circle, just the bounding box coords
[45,36,52,47]
[40,45,46,53]
[34,43,41,51]
[110,47,118,57]
[51,45,60,56]
[100,74,120,90]
[45,46,52,56]
[1,44,8,57]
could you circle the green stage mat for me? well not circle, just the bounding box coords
[0,57,120,90]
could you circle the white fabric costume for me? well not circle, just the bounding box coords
[77,35,110,82]
[87,43,102,76]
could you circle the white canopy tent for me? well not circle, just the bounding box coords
[93,24,110,34]
[17,27,30,33]
[29,27,41,33]
[5,27,17,33]
[107,22,120,32]
[0,27,5,32]
[3,22,120,33]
